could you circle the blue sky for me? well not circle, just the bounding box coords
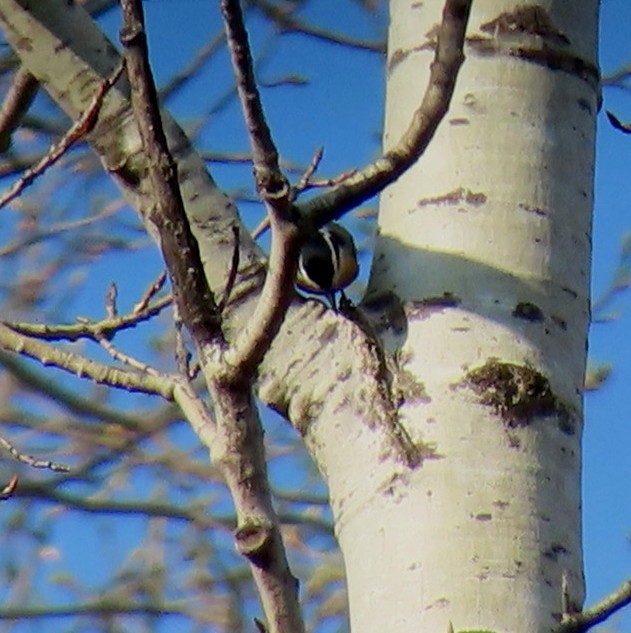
[585,0,631,628]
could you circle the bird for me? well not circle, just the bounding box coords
[296,222,359,310]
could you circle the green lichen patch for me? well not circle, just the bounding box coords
[464,360,568,428]
[392,366,430,407]
[480,6,570,45]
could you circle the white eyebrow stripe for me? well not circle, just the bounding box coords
[297,256,310,287]
[320,228,339,281]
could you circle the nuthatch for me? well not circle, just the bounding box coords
[296,222,359,309]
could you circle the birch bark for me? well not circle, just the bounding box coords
[325,2,598,631]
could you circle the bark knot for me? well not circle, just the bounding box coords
[235,519,275,567]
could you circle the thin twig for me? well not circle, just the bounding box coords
[0,434,70,472]
[558,578,631,633]
[248,0,385,53]
[105,282,118,318]
[251,215,270,240]
[133,271,168,314]
[607,111,631,134]
[251,145,326,238]
[92,328,161,376]
[602,63,631,88]
[221,0,302,382]
[300,168,357,194]
[0,197,125,258]
[0,475,19,501]
[159,30,225,101]
[0,62,124,210]
[221,0,289,200]
[290,145,324,201]
[4,295,172,342]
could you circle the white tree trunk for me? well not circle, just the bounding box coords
[317,2,598,632]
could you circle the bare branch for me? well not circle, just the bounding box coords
[251,215,270,240]
[207,381,305,633]
[105,282,118,318]
[17,478,333,533]
[291,146,324,201]
[297,0,473,227]
[221,0,288,200]
[0,434,70,472]
[248,0,385,54]
[3,294,171,342]
[0,350,153,431]
[0,67,39,152]
[120,0,222,348]
[120,5,304,632]
[0,475,19,501]
[93,328,161,376]
[299,167,357,195]
[0,601,189,620]
[159,29,225,101]
[171,379,217,450]
[133,271,168,314]
[0,198,126,258]
[0,62,124,210]
[607,110,631,134]
[220,0,301,382]
[558,579,631,633]
[602,62,631,88]
[0,322,173,399]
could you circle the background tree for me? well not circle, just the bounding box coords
[0,1,629,633]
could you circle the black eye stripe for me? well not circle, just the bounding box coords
[299,232,335,291]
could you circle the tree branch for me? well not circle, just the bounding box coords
[0,349,159,430]
[17,478,333,533]
[3,295,171,342]
[0,62,123,209]
[0,601,189,620]
[558,578,631,633]
[0,66,38,152]
[297,0,473,227]
[120,0,222,349]
[0,322,173,398]
[120,4,305,632]
[220,0,301,383]
[221,0,286,199]
[208,381,305,633]
[0,433,69,472]
[248,0,385,54]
